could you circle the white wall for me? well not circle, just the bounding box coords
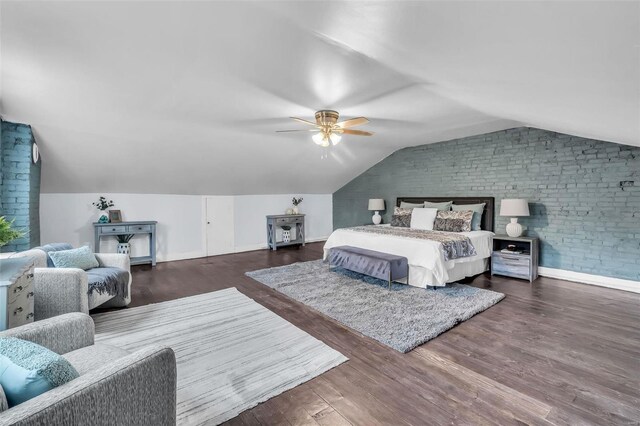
[40,193,332,262]
[233,194,333,251]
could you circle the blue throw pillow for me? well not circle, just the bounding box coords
[48,246,99,270]
[0,337,79,407]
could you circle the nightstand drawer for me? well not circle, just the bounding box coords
[492,254,530,277]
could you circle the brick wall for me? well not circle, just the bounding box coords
[333,127,640,281]
[0,121,41,252]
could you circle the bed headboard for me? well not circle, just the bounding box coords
[396,196,495,232]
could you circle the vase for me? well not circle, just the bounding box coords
[97,211,109,223]
[292,206,300,214]
[282,230,291,243]
[117,243,130,256]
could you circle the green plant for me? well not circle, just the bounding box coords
[115,234,134,244]
[92,196,114,211]
[281,225,291,231]
[0,217,26,247]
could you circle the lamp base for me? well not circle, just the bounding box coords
[372,211,382,225]
[505,218,523,237]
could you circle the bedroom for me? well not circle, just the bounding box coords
[0,1,638,425]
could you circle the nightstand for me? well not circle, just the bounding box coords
[491,235,539,282]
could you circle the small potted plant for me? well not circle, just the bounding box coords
[0,216,25,248]
[92,196,114,223]
[292,197,303,214]
[115,234,134,256]
[281,225,291,243]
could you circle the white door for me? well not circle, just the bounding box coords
[206,196,235,256]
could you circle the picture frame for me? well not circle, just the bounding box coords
[109,210,122,223]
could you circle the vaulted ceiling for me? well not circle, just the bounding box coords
[1,1,638,195]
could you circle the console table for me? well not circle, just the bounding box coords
[266,215,305,250]
[93,221,157,266]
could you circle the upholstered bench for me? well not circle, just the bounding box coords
[328,246,409,289]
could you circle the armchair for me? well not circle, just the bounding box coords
[0,313,176,425]
[13,247,132,321]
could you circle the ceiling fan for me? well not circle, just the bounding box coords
[277,110,373,147]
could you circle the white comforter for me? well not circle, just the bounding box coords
[323,227,494,288]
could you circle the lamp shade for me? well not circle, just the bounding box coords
[500,199,530,217]
[368,199,385,211]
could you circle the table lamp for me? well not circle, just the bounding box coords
[499,199,530,237]
[368,199,385,225]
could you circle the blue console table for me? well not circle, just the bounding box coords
[93,221,157,266]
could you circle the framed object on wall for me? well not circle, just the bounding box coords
[109,210,122,223]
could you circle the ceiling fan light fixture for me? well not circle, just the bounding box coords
[312,132,325,145]
[329,133,342,145]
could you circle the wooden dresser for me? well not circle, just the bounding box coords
[0,257,35,331]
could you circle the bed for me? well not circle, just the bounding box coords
[323,197,495,288]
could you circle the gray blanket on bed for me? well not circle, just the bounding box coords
[346,226,477,261]
[86,267,129,299]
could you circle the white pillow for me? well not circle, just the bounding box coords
[410,208,438,230]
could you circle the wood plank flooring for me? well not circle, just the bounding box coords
[94,243,640,425]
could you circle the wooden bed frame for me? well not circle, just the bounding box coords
[395,197,495,232]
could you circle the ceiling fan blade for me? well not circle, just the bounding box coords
[340,129,374,136]
[335,117,369,128]
[290,117,320,127]
[276,129,319,132]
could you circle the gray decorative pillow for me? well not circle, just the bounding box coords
[433,210,474,232]
[48,246,99,271]
[391,214,412,227]
[393,206,413,216]
[424,201,453,211]
[391,206,412,227]
[399,201,424,209]
[452,203,485,231]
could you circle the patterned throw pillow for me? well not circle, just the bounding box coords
[433,210,474,232]
[0,337,79,407]
[391,206,412,227]
[48,246,99,271]
[391,214,412,227]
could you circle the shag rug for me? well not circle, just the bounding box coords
[92,288,347,425]
[246,260,505,353]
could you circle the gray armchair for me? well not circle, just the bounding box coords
[0,313,176,426]
[13,247,132,320]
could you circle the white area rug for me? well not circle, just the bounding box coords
[92,288,348,425]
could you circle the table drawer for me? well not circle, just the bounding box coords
[128,224,151,233]
[100,225,128,234]
[276,217,302,225]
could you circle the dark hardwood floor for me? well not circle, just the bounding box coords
[99,243,640,425]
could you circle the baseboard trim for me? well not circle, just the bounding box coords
[538,267,640,294]
[157,251,207,263]
[234,236,329,254]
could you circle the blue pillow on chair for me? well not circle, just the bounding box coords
[0,337,79,407]
[48,246,99,270]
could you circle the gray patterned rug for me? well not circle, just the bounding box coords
[246,260,505,353]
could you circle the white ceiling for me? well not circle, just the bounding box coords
[1,1,638,195]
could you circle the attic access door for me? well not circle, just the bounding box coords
[205,196,235,256]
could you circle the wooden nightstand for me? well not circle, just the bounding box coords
[491,235,539,282]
